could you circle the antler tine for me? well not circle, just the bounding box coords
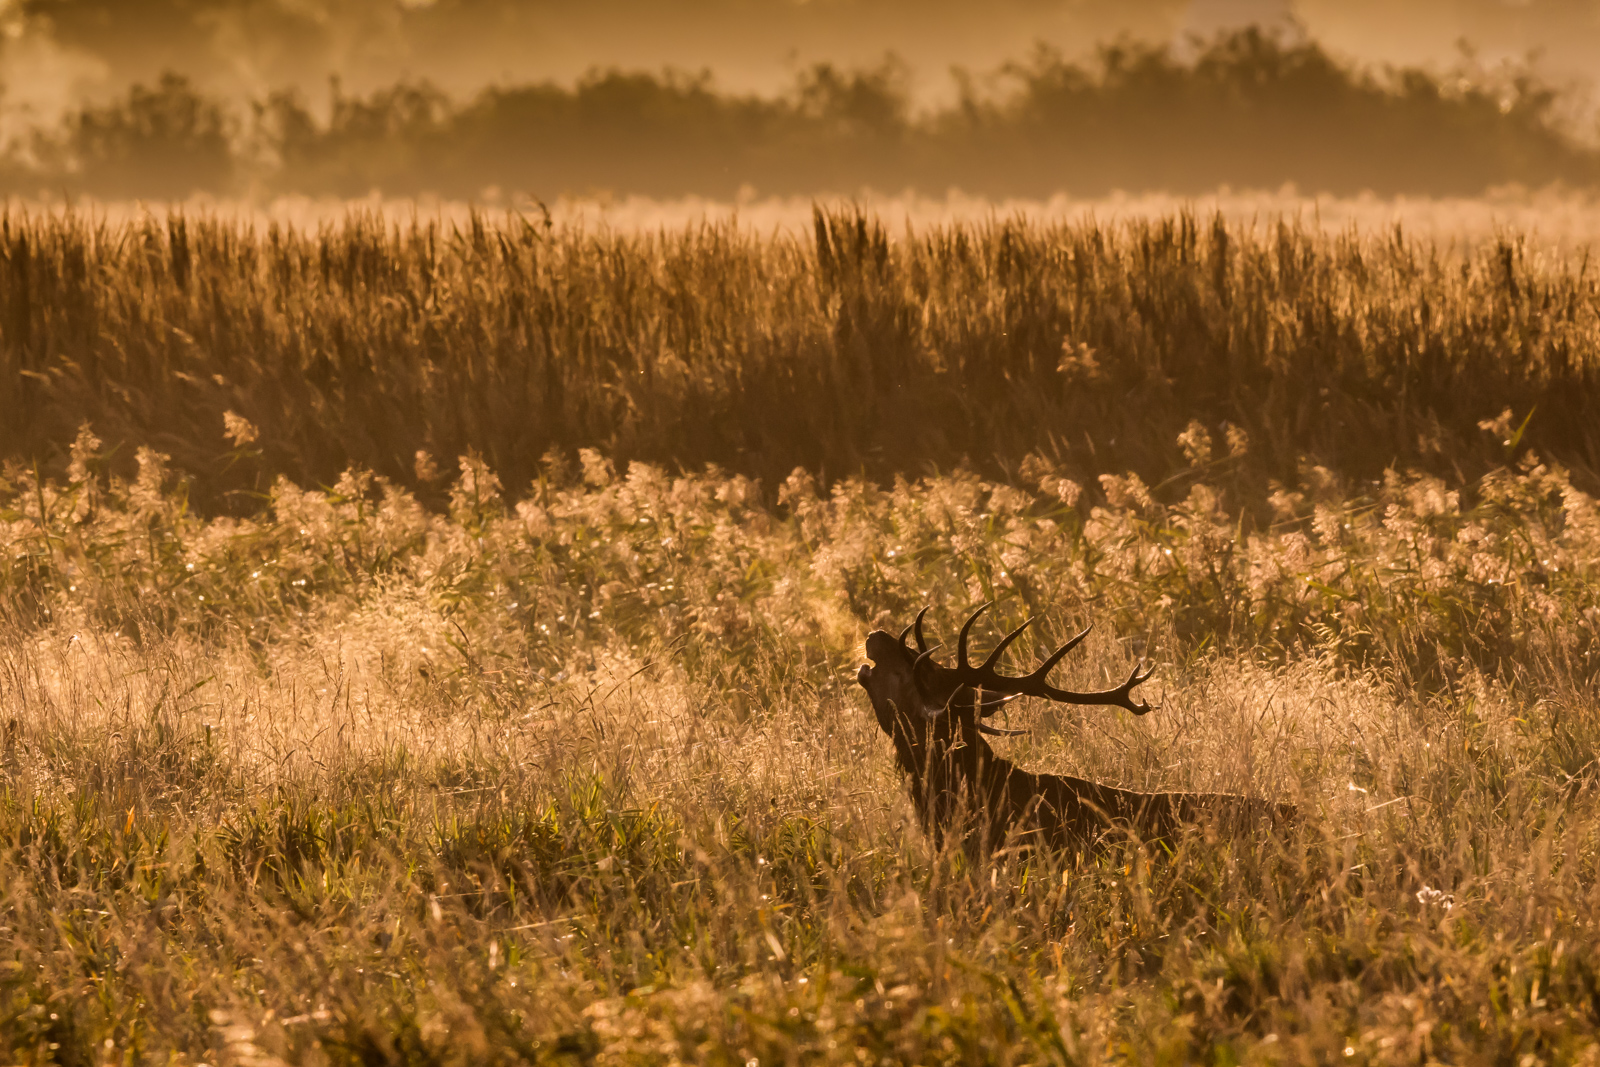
[1039,661,1157,715]
[977,615,1038,673]
[955,602,993,669]
[909,608,1156,717]
[925,611,1156,715]
[897,622,914,648]
[1020,625,1093,685]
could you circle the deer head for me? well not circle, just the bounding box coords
[856,604,1156,774]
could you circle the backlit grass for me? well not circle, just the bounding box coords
[7,205,1600,518]
[3,413,1599,1063]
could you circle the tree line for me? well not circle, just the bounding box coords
[2,29,1592,200]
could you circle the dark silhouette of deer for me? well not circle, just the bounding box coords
[856,605,1295,857]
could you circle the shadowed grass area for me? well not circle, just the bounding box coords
[2,419,1599,1062]
[5,205,1600,521]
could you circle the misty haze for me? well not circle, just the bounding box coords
[1,0,1600,200]
[4,3,1600,1066]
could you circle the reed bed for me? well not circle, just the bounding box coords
[5,206,1600,516]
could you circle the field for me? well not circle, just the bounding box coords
[4,202,1600,1065]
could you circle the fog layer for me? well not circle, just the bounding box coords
[5,0,1597,119]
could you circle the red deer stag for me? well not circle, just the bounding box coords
[856,605,1294,857]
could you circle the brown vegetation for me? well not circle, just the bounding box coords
[3,204,1600,1062]
[5,205,1600,522]
[2,30,1593,200]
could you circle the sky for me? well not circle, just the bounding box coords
[1,0,1596,119]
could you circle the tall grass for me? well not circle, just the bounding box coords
[5,200,1600,1062]
[2,412,1599,1062]
[4,205,1600,516]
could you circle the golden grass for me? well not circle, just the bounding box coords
[3,403,1600,1061]
[9,199,1600,528]
[23,188,1600,242]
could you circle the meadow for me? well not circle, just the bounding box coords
[3,204,1600,1064]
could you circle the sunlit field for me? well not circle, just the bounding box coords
[26,186,1600,245]
[4,200,1600,1064]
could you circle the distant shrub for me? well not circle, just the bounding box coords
[935,31,1591,196]
[2,30,1596,198]
[29,73,235,199]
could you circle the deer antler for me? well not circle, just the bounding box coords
[897,607,931,654]
[910,638,1018,720]
[930,603,1156,716]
